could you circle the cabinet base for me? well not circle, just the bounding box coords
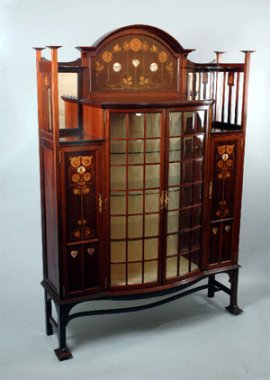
[54,348,73,361]
[225,305,243,315]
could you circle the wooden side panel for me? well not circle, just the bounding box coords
[42,144,59,291]
[206,134,243,267]
[61,145,105,296]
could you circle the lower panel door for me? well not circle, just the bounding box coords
[206,134,244,267]
[62,144,105,296]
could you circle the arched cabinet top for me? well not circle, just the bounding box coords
[76,25,194,95]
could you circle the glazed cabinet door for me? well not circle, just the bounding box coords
[164,109,207,281]
[108,111,165,288]
[206,134,244,267]
[61,144,105,296]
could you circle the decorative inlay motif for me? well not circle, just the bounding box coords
[214,144,235,219]
[216,145,234,180]
[93,36,175,91]
[150,63,158,72]
[113,62,122,72]
[132,59,140,68]
[71,219,94,240]
[70,155,93,195]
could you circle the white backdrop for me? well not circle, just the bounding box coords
[1,1,269,379]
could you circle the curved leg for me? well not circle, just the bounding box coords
[225,268,243,315]
[44,290,53,336]
[54,304,73,361]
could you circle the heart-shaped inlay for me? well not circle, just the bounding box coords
[132,59,140,68]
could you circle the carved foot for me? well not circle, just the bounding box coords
[225,305,243,315]
[54,347,73,361]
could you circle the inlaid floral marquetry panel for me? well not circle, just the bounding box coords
[91,35,177,91]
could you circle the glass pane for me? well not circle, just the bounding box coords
[110,166,126,189]
[144,261,158,282]
[144,238,158,260]
[110,193,126,215]
[110,216,126,239]
[193,160,203,181]
[128,240,143,262]
[169,138,181,162]
[194,135,204,158]
[128,140,143,164]
[169,112,182,136]
[145,190,159,212]
[180,232,190,253]
[129,113,144,138]
[145,165,160,188]
[110,140,126,165]
[111,241,126,262]
[145,214,159,237]
[128,263,142,284]
[111,264,126,286]
[179,255,189,276]
[146,140,160,163]
[196,111,205,133]
[128,166,143,189]
[110,113,126,139]
[182,161,193,183]
[183,137,193,159]
[146,113,160,137]
[183,112,195,134]
[169,162,181,186]
[193,184,203,204]
[128,215,143,238]
[190,250,199,270]
[192,206,202,227]
[166,234,178,256]
[128,191,143,214]
[181,186,192,207]
[167,211,179,233]
[168,188,180,210]
[166,256,178,278]
[180,209,191,230]
[191,228,201,251]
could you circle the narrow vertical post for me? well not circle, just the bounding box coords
[241,50,255,130]
[213,51,225,121]
[33,48,45,131]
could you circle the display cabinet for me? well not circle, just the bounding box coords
[34,25,253,360]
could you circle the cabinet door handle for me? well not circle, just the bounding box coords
[71,250,79,258]
[98,193,103,214]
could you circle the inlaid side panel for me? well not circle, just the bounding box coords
[207,135,243,266]
[62,146,104,295]
[65,152,97,243]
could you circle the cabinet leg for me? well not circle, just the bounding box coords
[54,305,73,361]
[207,275,216,298]
[44,290,53,336]
[225,268,243,315]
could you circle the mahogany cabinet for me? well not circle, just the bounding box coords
[34,25,253,360]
